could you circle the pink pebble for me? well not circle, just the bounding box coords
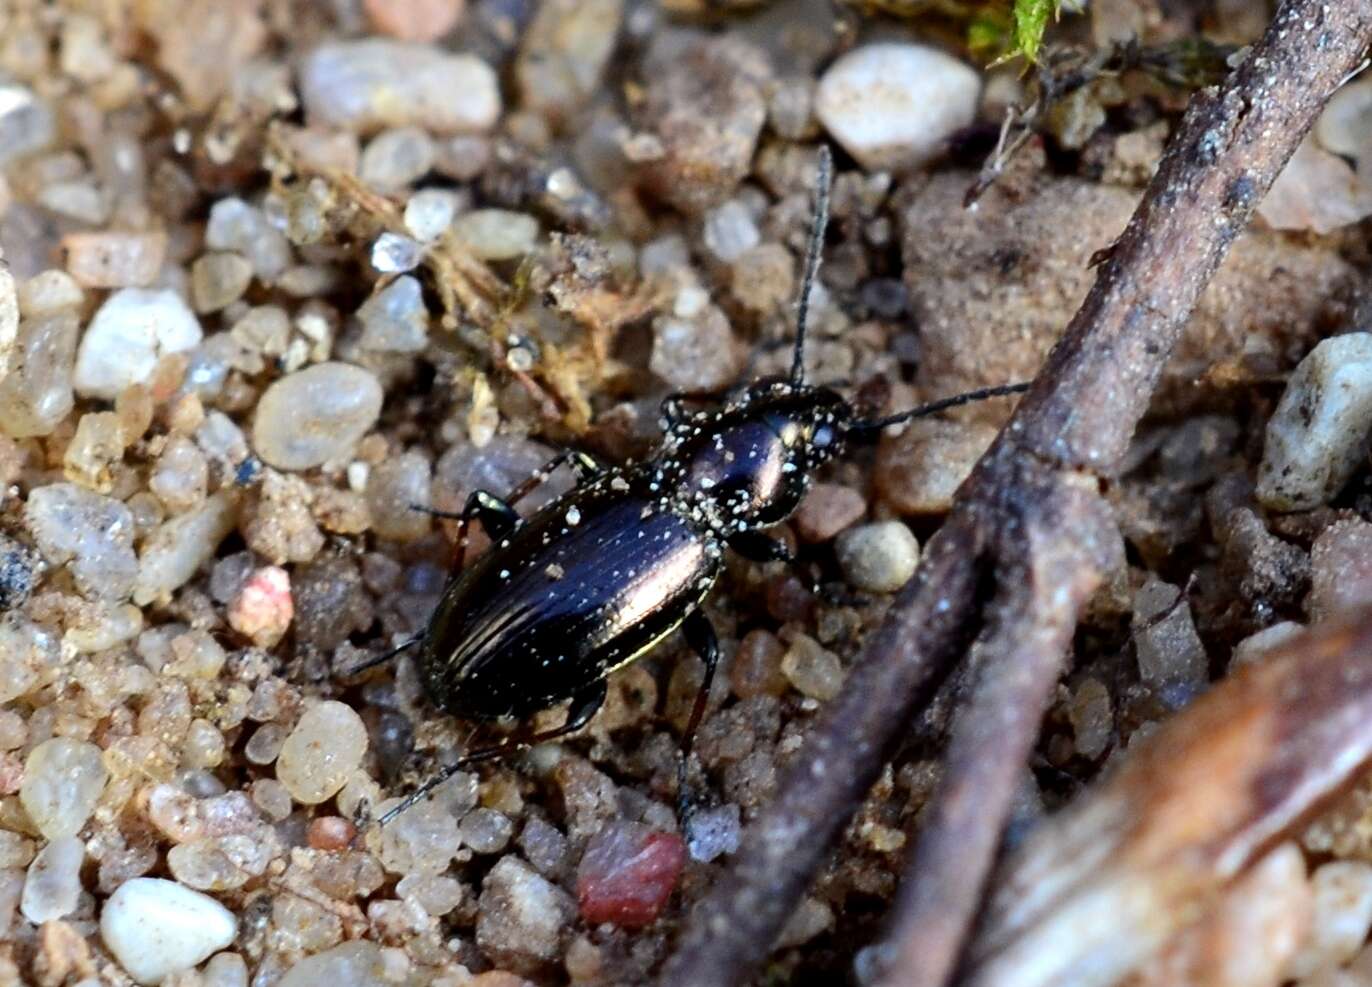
[576,822,686,928]
[228,566,293,647]
[363,0,464,42]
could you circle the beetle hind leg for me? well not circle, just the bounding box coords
[677,609,721,822]
[377,680,607,827]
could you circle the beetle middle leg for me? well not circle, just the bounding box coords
[676,608,721,820]
[379,679,608,826]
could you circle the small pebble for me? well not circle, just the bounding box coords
[730,628,789,699]
[815,43,981,172]
[397,872,465,916]
[367,450,432,541]
[252,362,384,470]
[1257,139,1372,235]
[403,188,459,241]
[1317,75,1372,158]
[1257,334,1372,510]
[21,741,106,840]
[62,231,167,289]
[1287,861,1372,978]
[191,252,254,313]
[204,953,249,987]
[1068,677,1113,760]
[300,40,500,135]
[0,81,55,167]
[364,0,464,43]
[684,803,741,863]
[0,312,78,438]
[360,126,435,191]
[370,232,423,274]
[375,793,465,876]
[452,210,540,261]
[650,305,743,393]
[780,633,844,701]
[17,269,84,318]
[24,482,138,600]
[358,275,429,352]
[73,289,203,401]
[577,821,686,928]
[63,410,126,492]
[20,835,84,924]
[1232,621,1305,670]
[519,817,568,879]
[637,37,771,214]
[205,198,292,282]
[307,816,357,851]
[794,483,866,543]
[459,807,514,854]
[133,492,238,605]
[835,521,920,593]
[1132,578,1208,700]
[702,199,760,264]
[276,701,369,804]
[149,435,209,514]
[100,878,237,986]
[1309,519,1372,621]
[516,0,624,126]
[477,856,575,971]
[875,418,998,514]
[227,566,293,647]
[278,941,387,987]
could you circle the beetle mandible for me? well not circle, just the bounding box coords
[366,146,1030,824]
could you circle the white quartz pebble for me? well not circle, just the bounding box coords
[275,700,369,805]
[815,43,980,172]
[101,878,237,985]
[251,362,383,471]
[20,835,84,923]
[20,737,108,839]
[73,289,202,400]
[300,40,500,136]
[1257,333,1372,511]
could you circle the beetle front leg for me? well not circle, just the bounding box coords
[504,449,604,508]
[677,609,720,820]
[414,491,521,571]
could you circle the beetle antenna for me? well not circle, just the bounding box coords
[791,145,833,386]
[849,382,1032,435]
[343,634,422,676]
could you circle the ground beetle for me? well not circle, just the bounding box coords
[365,147,1030,824]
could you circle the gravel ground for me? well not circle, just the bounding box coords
[3,1,1372,985]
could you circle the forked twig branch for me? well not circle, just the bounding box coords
[657,3,1372,985]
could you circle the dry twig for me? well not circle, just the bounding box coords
[657,3,1372,985]
[962,608,1372,987]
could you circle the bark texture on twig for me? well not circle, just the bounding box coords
[876,466,1120,987]
[657,3,1372,986]
[962,609,1372,987]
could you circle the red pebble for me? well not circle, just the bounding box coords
[307,816,356,851]
[576,822,686,928]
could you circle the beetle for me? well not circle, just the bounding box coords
[365,147,1030,824]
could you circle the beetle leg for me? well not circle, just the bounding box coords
[677,609,721,820]
[504,449,605,509]
[414,491,521,571]
[727,531,794,565]
[377,680,607,826]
